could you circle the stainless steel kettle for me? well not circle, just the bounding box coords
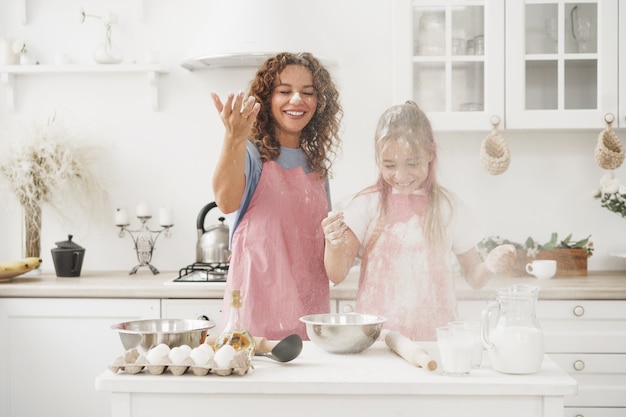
[196,202,230,263]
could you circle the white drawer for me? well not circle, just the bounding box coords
[565,408,626,417]
[551,353,626,407]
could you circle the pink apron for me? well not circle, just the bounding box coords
[357,193,457,341]
[222,161,330,340]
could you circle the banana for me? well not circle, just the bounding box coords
[0,260,29,271]
[0,257,42,271]
[22,257,42,268]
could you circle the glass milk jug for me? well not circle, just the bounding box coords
[480,284,544,374]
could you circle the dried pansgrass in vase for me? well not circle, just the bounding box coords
[0,115,108,257]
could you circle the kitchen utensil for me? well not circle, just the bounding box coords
[51,234,85,277]
[112,319,216,355]
[299,313,386,354]
[254,333,303,362]
[481,284,544,374]
[383,330,437,371]
[196,202,230,263]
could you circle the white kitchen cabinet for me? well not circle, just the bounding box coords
[392,0,504,131]
[393,0,622,130]
[505,0,619,129]
[616,3,626,127]
[0,297,159,417]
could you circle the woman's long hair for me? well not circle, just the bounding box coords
[248,52,343,179]
[363,102,453,254]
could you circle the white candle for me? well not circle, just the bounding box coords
[136,202,152,218]
[159,206,174,226]
[115,207,130,226]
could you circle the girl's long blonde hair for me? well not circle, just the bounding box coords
[363,102,453,254]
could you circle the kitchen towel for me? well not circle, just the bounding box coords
[480,117,510,175]
[595,116,624,170]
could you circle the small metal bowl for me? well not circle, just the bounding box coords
[300,313,386,354]
[111,319,216,355]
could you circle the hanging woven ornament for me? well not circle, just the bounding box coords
[480,115,510,175]
[594,113,624,170]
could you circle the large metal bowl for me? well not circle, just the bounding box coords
[299,313,386,354]
[111,319,216,355]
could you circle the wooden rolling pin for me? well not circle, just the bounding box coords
[383,330,437,371]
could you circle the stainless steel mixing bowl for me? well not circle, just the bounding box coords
[111,319,216,354]
[299,313,387,354]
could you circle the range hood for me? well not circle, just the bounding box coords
[182,0,335,70]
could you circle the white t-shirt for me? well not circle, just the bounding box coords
[343,188,481,258]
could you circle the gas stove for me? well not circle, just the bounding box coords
[171,262,229,283]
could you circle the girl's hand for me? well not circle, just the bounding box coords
[211,91,261,144]
[484,244,517,274]
[322,211,347,247]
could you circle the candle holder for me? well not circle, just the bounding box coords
[116,216,173,275]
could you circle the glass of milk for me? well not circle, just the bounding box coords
[447,321,483,368]
[436,326,475,376]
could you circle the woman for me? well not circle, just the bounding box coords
[322,102,515,341]
[211,52,343,340]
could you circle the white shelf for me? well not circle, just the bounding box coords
[0,64,168,111]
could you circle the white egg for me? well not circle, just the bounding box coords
[190,346,214,365]
[197,344,214,355]
[168,346,190,364]
[213,344,236,368]
[146,343,170,364]
[178,344,192,356]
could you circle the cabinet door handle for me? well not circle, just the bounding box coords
[573,305,585,317]
[573,360,585,371]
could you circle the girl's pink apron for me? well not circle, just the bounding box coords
[357,193,456,341]
[222,161,330,340]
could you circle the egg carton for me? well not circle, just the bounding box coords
[109,348,252,376]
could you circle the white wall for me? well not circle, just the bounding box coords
[1,0,624,275]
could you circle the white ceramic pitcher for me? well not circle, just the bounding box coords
[480,284,544,374]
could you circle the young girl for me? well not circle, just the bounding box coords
[322,102,514,341]
[211,52,342,340]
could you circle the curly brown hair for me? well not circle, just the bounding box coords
[248,52,343,179]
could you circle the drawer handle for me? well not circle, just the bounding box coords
[573,305,585,317]
[342,305,354,313]
[573,360,585,371]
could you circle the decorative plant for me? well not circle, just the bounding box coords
[0,115,108,257]
[478,233,594,259]
[593,172,626,218]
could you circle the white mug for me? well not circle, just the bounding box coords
[525,260,557,280]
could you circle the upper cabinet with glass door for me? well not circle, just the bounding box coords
[505,0,618,129]
[392,0,504,131]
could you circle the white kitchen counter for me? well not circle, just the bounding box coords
[1,269,625,300]
[95,341,577,417]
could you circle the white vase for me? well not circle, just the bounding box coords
[93,27,123,64]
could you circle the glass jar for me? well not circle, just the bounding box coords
[480,284,544,374]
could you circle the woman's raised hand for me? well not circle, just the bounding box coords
[211,91,261,143]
